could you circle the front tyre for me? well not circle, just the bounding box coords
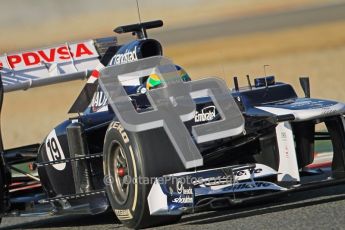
[103,122,185,229]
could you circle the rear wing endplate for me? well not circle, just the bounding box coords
[0,36,118,173]
[0,37,118,93]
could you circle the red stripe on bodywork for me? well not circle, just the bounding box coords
[9,183,42,193]
[306,162,332,169]
[91,70,99,78]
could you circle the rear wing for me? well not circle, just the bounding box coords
[0,37,118,92]
[0,37,119,190]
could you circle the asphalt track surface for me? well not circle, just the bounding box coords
[154,1,345,44]
[2,183,345,230]
[2,2,345,230]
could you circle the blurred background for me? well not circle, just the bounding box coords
[1,0,345,148]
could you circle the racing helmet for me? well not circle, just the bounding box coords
[146,65,191,90]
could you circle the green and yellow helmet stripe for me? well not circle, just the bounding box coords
[146,73,161,89]
[146,65,191,90]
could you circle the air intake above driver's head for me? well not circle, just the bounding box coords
[109,39,162,66]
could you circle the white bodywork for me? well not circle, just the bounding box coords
[0,40,102,92]
[275,122,300,182]
[257,99,345,182]
[148,164,281,215]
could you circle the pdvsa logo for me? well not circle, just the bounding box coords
[4,42,95,69]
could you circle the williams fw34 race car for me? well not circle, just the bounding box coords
[0,20,345,229]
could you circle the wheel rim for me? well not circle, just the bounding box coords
[109,142,130,205]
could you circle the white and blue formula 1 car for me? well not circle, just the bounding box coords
[0,20,344,229]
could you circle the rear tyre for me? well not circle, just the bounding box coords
[103,121,185,229]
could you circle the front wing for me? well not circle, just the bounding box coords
[147,163,345,216]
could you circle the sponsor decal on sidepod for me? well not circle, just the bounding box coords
[172,179,194,204]
[111,47,138,65]
[176,179,193,195]
[194,105,216,122]
[91,91,108,112]
[172,197,193,204]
